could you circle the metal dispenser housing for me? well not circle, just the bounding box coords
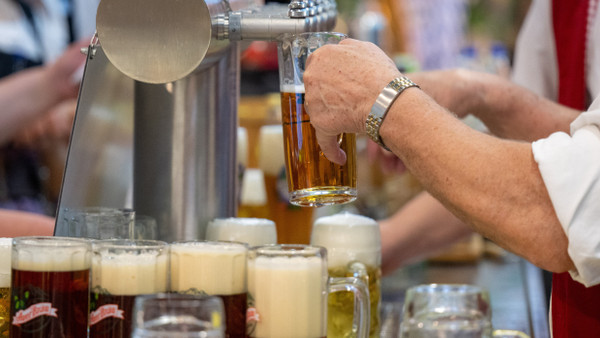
[54,0,336,242]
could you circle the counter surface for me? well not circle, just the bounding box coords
[380,253,550,338]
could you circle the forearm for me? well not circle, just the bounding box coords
[380,191,472,275]
[0,67,60,145]
[456,70,579,141]
[380,89,573,272]
[0,210,55,237]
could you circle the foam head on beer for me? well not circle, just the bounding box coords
[258,124,285,176]
[0,238,11,288]
[247,249,327,338]
[12,236,91,272]
[240,168,268,207]
[170,241,247,296]
[205,217,277,246]
[92,240,169,295]
[238,127,248,169]
[311,212,381,267]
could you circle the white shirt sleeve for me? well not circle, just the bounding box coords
[532,99,600,287]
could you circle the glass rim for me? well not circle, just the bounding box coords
[251,244,326,256]
[407,283,488,294]
[170,240,249,249]
[209,217,276,227]
[12,236,92,248]
[92,238,168,249]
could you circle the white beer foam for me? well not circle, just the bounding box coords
[258,125,285,176]
[311,213,381,267]
[13,238,91,272]
[248,255,325,338]
[0,238,11,287]
[240,168,268,206]
[237,127,248,169]
[281,84,305,94]
[206,217,277,246]
[92,252,168,295]
[170,242,247,295]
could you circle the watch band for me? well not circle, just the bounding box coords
[366,76,419,150]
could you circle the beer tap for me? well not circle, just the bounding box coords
[216,0,336,41]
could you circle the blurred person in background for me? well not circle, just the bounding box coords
[0,0,98,235]
[303,0,600,335]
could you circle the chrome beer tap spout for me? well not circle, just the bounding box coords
[217,0,336,41]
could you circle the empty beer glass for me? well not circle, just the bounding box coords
[131,293,225,338]
[277,32,357,207]
[311,213,382,338]
[206,217,277,246]
[0,238,11,338]
[247,244,369,338]
[90,239,169,338]
[400,284,493,338]
[10,236,92,337]
[170,241,248,338]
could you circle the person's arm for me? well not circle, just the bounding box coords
[408,69,580,142]
[0,39,87,146]
[0,210,55,237]
[380,191,472,275]
[304,39,574,272]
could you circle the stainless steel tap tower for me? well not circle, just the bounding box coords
[54,0,336,242]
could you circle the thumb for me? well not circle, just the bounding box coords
[315,132,347,165]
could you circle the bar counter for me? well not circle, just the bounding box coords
[379,252,550,338]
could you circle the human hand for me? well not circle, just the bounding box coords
[304,39,401,165]
[366,139,407,174]
[43,38,90,101]
[407,69,481,118]
[13,99,76,149]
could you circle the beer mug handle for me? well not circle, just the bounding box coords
[329,276,370,338]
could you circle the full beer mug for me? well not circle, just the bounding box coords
[247,244,369,338]
[90,239,169,338]
[0,238,11,338]
[170,241,248,337]
[10,236,91,337]
[277,32,357,207]
[311,213,382,338]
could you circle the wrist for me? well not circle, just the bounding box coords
[365,76,420,150]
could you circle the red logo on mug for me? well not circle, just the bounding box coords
[12,302,58,326]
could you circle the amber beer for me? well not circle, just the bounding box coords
[280,87,357,207]
[170,241,248,338]
[90,240,168,338]
[1,238,11,338]
[258,125,314,244]
[10,237,91,338]
[311,213,382,338]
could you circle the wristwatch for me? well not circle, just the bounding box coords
[365,76,420,150]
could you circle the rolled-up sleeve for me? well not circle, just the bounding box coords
[532,110,600,287]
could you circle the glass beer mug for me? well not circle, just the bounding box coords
[400,284,493,338]
[311,213,382,338]
[90,239,169,338]
[246,244,369,338]
[277,32,357,207]
[170,241,248,338]
[10,236,92,337]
